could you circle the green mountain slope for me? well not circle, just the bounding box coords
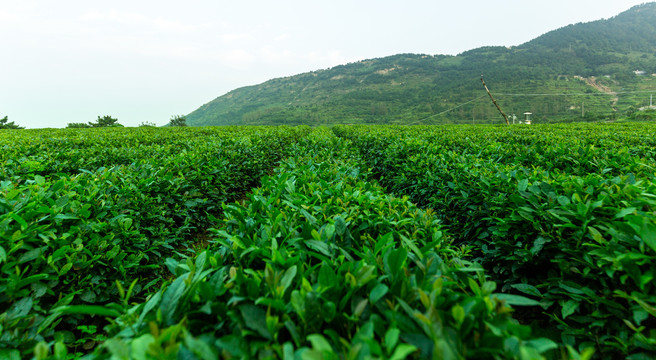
[187,3,656,126]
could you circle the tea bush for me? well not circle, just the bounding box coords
[334,123,656,358]
[0,126,308,357]
[89,132,556,359]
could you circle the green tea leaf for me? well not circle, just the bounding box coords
[305,240,332,257]
[300,209,317,225]
[334,216,347,236]
[307,334,332,352]
[587,226,604,243]
[280,265,297,294]
[451,304,465,326]
[34,342,48,360]
[283,342,294,360]
[384,247,407,275]
[103,339,130,360]
[390,344,418,360]
[34,175,46,186]
[0,349,21,360]
[468,277,481,296]
[556,195,571,206]
[184,331,217,360]
[493,294,540,306]
[384,328,400,354]
[525,338,558,353]
[130,334,155,360]
[138,290,162,324]
[15,274,49,290]
[614,207,636,219]
[369,283,389,304]
[195,251,208,272]
[53,305,121,317]
[318,264,338,290]
[559,281,584,295]
[6,297,33,321]
[561,299,579,319]
[54,341,67,359]
[321,224,335,241]
[54,214,79,220]
[510,284,542,297]
[160,275,188,325]
[627,215,656,252]
[518,179,529,192]
[530,237,549,255]
[10,213,28,230]
[321,301,336,322]
[400,235,423,260]
[240,304,272,340]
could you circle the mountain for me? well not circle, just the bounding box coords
[187,3,656,126]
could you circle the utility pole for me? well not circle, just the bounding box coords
[582,102,585,118]
[481,75,510,125]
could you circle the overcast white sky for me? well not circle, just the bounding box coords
[0,0,649,128]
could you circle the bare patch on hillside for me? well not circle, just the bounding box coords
[575,76,619,109]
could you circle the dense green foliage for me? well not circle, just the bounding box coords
[334,123,656,358]
[68,116,124,129]
[0,126,309,358]
[138,122,157,128]
[92,131,556,359]
[88,116,122,128]
[0,116,24,129]
[168,115,188,127]
[66,123,92,129]
[2,123,655,359]
[187,3,656,127]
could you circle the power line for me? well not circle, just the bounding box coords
[406,88,656,125]
[406,94,488,125]
[496,89,656,96]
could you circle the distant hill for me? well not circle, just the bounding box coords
[187,3,656,126]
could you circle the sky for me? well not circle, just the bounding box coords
[0,0,650,128]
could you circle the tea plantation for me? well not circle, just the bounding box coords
[1,124,655,359]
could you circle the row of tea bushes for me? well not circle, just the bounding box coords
[334,124,656,358]
[0,126,310,181]
[335,123,656,180]
[84,130,559,359]
[0,127,309,357]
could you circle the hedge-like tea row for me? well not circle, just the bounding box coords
[0,126,309,357]
[85,130,558,359]
[5,124,648,358]
[334,124,656,358]
[0,127,308,180]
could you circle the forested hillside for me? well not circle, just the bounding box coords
[187,3,656,126]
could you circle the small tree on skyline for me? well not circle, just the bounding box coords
[89,115,121,128]
[0,116,25,129]
[67,122,91,128]
[169,115,187,127]
[139,121,157,127]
